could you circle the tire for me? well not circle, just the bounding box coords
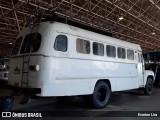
[144,78,153,95]
[91,81,111,109]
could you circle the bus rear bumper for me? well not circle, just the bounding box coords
[7,85,41,95]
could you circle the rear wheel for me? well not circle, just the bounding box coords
[91,81,111,109]
[144,78,153,95]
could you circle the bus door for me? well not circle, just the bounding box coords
[137,52,144,86]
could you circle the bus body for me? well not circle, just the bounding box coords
[8,21,154,108]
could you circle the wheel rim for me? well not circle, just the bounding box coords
[97,87,107,103]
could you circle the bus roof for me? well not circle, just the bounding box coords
[50,21,141,51]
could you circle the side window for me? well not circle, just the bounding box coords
[12,37,23,55]
[54,35,67,52]
[118,47,126,59]
[127,49,134,60]
[93,42,104,56]
[138,53,142,63]
[106,45,116,58]
[76,38,90,54]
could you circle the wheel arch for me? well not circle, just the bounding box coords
[144,70,155,86]
[147,75,154,80]
[144,75,154,87]
[94,79,112,91]
[147,75,154,83]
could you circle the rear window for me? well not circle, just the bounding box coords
[11,37,23,55]
[20,33,42,53]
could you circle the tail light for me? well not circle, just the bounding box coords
[29,65,40,71]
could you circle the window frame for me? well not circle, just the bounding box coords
[54,35,68,52]
[106,45,116,58]
[117,47,126,59]
[76,38,90,54]
[92,42,104,56]
[127,49,134,60]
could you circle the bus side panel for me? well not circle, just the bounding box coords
[91,61,137,77]
[40,57,92,96]
[91,61,138,91]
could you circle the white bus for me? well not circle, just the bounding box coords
[8,16,154,108]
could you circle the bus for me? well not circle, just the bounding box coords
[8,14,154,109]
